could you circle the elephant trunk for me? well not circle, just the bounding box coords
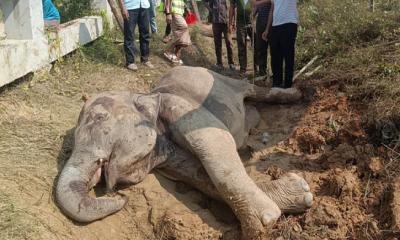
[56,159,127,223]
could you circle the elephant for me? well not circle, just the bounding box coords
[56,66,313,239]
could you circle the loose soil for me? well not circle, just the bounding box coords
[0,35,399,240]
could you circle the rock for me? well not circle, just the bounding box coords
[261,132,270,144]
[368,157,383,175]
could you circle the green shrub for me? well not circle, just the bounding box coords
[53,0,92,23]
[297,0,400,65]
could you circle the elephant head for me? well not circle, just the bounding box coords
[56,92,161,222]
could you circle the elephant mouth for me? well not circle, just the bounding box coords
[88,158,108,191]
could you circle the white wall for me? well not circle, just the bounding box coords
[0,8,5,39]
[0,0,113,87]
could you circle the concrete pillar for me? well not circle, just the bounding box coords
[91,0,115,28]
[0,0,45,40]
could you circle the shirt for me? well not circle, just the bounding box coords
[272,0,298,26]
[255,0,271,25]
[42,0,60,21]
[125,0,150,10]
[230,0,252,25]
[208,0,229,24]
[171,0,186,15]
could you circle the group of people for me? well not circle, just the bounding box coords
[122,0,298,89]
[43,0,298,89]
[211,0,299,88]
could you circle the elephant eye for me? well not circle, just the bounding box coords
[94,113,108,122]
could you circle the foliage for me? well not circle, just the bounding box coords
[297,0,400,65]
[81,29,125,66]
[53,0,92,23]
[298,0,400,143]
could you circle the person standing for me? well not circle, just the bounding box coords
[252,0,273,77]
[42,0,61,29]
[263,0,298,88]
[229,0,253,75]
[149,0,158,34]
[164,0,191,65]
[118,0,154,71]
[209,0,235,70]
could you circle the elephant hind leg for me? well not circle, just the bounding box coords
[244,85,302,103]
[245,105,260,133]
[156,148,313,214]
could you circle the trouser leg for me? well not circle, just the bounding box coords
[282,23,298,88]
[212,23,223,65]
[236,24,247,72]
[123,9,138,65]
[138,8,150,62]
[270,26,283,87]
[256,22,268,75]
[149,0,158,33]
[222,24,234,65]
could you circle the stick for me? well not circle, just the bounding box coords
[106,0,124,32]
[293,55,318,82]
[305,65,322,77]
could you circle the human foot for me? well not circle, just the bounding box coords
[126,63,138,71]
[257,173,313,214]
[143,61,154,69]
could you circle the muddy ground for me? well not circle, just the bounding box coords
[0,32,399,240]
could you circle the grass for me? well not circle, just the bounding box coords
[296,0,400,145]
[0,194,39,240]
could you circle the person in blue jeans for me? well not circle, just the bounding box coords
[118,0,155,71]
[149,0,158,34]
[42,0,61,28]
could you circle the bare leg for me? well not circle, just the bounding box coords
[156,146,313,214]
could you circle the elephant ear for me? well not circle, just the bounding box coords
[134,93,161,125]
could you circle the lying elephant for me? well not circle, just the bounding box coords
[56,66,313,239]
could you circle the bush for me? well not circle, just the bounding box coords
[53,0,92,23]
[296,0,400,65]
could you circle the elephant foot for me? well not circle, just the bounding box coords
[230,185,281,239]
[258,173,313,214]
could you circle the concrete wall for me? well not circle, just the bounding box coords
[0,0,113,87]
[0,8,5,39]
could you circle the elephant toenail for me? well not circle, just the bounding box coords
[304,192,313,207]
[301,179,310,191]
[261,213,273,226]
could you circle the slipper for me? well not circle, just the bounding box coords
[163,52,175,62]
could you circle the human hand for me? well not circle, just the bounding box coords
[262,30,269,41]
[122,8,129,20]
[166,14,172,24]
[229,23,236,34]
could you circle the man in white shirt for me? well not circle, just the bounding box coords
[263,0,298,88]
[118,0,155,71]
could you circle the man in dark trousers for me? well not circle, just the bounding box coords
[252,0,273,77]
[229,0,253,75]
[263,0,298,88]
[208,0,235,70]
[118,0,155,71]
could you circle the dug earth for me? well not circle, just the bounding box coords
[56,66,313,239]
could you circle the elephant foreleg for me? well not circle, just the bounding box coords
[156,148,313,214]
